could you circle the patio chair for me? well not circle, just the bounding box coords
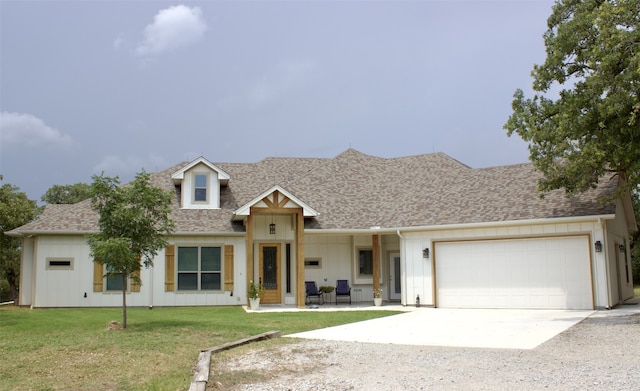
[305,281,324,305]
[335,279,351,304]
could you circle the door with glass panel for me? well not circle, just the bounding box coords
[259,243,281,304]
[389,252,401,301]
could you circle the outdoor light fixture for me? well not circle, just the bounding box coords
[269,214,276,235]
[423,248,430,259]
[619,244,625,252]
[594,241,603,253]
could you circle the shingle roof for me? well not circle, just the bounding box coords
[8,149,618,235]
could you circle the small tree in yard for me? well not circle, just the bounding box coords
[88,171,174,328]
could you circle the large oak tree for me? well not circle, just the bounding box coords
[504,0,640,196]
[0,177,40,302]
[41,182,92,204]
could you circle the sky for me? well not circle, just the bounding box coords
[0,0,555,202]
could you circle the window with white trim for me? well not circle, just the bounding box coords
[358,249,373,276]
[177,246,222,290]
[194,174,207,202]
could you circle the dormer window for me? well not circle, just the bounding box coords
[171,157,230,210]
[194,174,207,202]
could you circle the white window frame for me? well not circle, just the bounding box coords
[193,173,208,203]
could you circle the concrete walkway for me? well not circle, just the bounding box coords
[250,298,640,350]
[287,308,594,349]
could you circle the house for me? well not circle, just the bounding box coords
[7,149,637,310]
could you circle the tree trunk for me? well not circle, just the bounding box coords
[9,282,17,302]
[122,272,127,329]
[8,272,18,301]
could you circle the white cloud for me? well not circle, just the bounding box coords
[93,154,168,179]
[113,33,125,50]
[248,60,317,107]
[0,112,74,148]
[136,5,207,56]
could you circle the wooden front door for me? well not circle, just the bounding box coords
[259,243,281,304]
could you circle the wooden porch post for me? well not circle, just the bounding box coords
[296,209,305,308]
[246,213,254,304]
[372,234,380,293]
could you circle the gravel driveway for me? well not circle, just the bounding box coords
[212,310,640,390]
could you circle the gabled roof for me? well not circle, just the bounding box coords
[232,185,320,220]
[171,156,230,185]
[7,149,621,236]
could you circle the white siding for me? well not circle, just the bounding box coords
[29,235,247,307]
[400,219,612,308]
[180,164,221,209]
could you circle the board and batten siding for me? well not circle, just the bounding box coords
[401,220,608,309]
[25,235,246,308]
[154,237,246,307]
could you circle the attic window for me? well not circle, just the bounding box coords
[194,174,207,202]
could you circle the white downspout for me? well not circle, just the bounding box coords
[601,218,611,309]
[148,264,154,309]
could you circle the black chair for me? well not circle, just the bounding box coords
[335,279,351,304]
[305,281,324,305]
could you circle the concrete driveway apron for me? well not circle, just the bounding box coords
[287,308,595,350]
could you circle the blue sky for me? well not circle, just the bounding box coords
[1,0,554,201]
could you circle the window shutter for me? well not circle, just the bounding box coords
[165,245,175,291]
[93,262,103,292]
[224,245,234,291]
[131,256,142,292]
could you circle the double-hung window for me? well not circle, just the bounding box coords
[177,246,222,291]
[194,174,207,202]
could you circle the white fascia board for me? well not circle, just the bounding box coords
[171,231,247,237]
[303,214,617,236]
[171,157,230,183]
[5,230,97,237]
[233,185,319,220]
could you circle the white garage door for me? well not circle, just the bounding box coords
[435,236,593,309]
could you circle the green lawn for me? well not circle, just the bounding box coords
[0,306,398,390]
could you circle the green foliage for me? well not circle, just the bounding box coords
[41,182,92,204]
[0,181,40,301]
[319,285,335,293]
[505,0,640,196]
[247,280,265,299]
[0,306,399,390]
[88,171,175,327]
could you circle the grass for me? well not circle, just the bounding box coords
[635,285,640,297]
[0,306,398,390]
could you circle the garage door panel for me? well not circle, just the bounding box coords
[436,236,592,310]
